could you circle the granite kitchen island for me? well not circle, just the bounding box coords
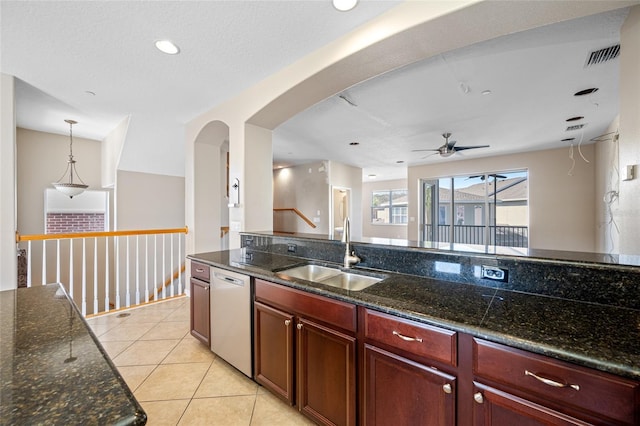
[0,284,146,425]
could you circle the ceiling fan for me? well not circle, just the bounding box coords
[413,132,490,158]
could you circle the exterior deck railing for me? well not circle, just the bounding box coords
[16,227,188,317]
[426,225,529,248]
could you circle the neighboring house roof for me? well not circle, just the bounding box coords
[452,177,528,202]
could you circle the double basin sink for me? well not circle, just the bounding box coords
[276,264,385,291]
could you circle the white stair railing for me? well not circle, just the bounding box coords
[16,227,188,316]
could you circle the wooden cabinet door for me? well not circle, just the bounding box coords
[254,301,295,404]
[297,317,356,426]
[363,344,456,426]
[190,278,210,346]
[472,383,593,426]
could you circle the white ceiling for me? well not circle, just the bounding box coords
[0,0,400,176]
[273,7,628,181]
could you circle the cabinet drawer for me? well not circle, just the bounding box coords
[255,279,356,332]
[191,261,210,282]
[473,338,640,425]
[363,309,457,367]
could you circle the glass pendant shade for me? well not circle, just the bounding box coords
[52,119,88,198]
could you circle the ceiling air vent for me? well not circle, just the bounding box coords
[584,44,620,67]
[566,124,586,131]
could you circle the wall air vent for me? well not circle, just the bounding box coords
[566,124,586,131]
[584,44,620,67]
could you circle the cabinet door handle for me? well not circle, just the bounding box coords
[284,319,291,326]
[204,286,209,291]
[474,392,484,404]
[392,330,423,343]
[524,370,580,391]
[442,383,452,394]
[195,268,205,273]
[297,323,303,330]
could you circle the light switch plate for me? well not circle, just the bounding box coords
[623,165,635,181]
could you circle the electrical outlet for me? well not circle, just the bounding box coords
[481,265,508,282]
[287,244,297,253]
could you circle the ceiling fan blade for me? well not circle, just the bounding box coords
[453,145,490,152]
[411,148,441,152]
[420,152,440,159]
[447,140,457,150]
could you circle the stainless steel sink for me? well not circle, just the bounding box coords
[276,264,384,291]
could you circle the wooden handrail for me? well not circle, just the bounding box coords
[273,208,317,229]
[220,226,230,238]
[16,227,189,242]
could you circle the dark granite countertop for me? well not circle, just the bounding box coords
[189,249,640,381]
[0,284,146,425]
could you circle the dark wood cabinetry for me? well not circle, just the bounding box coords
[190,261,210,346]
[254,301,294,404]
[364,344,456,426]
[472,339,640,425]
[251,278,639,426]
[361,308,457,426]
[254,279,356,426]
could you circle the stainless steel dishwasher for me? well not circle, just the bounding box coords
[210,267,252,377]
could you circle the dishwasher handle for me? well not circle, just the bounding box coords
[214,272,246,286]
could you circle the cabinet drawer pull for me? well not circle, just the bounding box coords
[525,370,580,391]
[297,323,303,330]
[195,268,205,273]
[474,392,484,404]
[392,330,423,343]
[442,383,452,394]
[284,319,291,326]
[204,286,209,291]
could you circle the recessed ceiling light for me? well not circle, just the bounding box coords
[155,40,180,55]
[333,0,358,12]
[566,116,584,122]
[349,142,359,146]
[396,160,404,164]
[368,174,377,179]
[85,90,96,96]
[574,88,599,96]
[561,138,575,142]
[481,90,492,96]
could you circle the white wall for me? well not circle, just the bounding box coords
[186,1,628,254]
[0,74,16,291]
[102,116,130,189]
[329,161,363,240]
[115,170,184,230]
[618,6,640,255]
[408,146,596,252]
[273,161,328,235]
[595,117,621,253]
[16,127,104,235]
[362,178,409,240]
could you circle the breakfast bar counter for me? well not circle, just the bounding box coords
[0,284,146,425]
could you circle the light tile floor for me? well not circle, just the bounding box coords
[86,297,314,426]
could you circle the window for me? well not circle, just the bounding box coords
[421,171,529,248]
[372,189,408,224]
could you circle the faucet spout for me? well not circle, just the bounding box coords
[342,217,360,268]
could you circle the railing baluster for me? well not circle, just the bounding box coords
[27,241,32,287]
[154,234,158,300]
[93,238,98,315]
[135,235,140,305]
[16,227,188,315]
[170,233,175,297]
[144,235,149,303]
[41,240,47,286]
[162,234,166,300]
[115,236,120,310]
[105,237,110,313]
[125,235,131,308]
[81,238,87,316]
[178,233,182,295]
[69,239,74,298]
[56,239,61,283]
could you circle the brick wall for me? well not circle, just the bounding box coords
[46,213,105,234]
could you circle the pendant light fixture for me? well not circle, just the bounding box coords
[52,119,88,198]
